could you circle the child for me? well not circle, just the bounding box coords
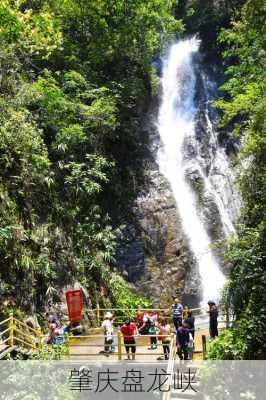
[148,320,158,350]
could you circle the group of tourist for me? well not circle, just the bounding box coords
[44,312,72,346]
[101,297,219,361]
[43,294,218,361]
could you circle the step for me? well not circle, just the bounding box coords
[171,370,201,399]
[171,397,202,400]
[0,345,18,359]
[171,389,200,399]
[173,377,200,385]
[172,381,200,390]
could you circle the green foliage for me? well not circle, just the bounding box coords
[198,361,260,399]
[50,0,182,72]
[2,361,75,399]
[0,1,62,56]
[207,0,266,360]
[207,329,246,359]
[105,273,151,322]
[0,0,182,318]
[32,342,69,361]
[109,273,151,310]
[175,0,244,56]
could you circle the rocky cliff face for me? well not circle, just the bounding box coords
[114,60,239,308]
[115,101,202,308]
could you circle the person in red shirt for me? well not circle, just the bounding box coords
[120,319,137,360]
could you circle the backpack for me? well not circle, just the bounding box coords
[106,328,113,344]
[172,304,182,317]
[149,325,157,335]
[139,317,151,334]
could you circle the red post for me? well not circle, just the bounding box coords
[65,289,83,324]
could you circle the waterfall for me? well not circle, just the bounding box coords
[156,38,236,305]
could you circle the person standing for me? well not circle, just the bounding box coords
[135,307,144,329]
[157,319,171,360]
[176,321,190,360]
[149,311,159,350]
[138,312,151,335]
[120,319,137,360]
[148,316,158,350]
[184,310,195,339]
[138,312,156,349]
[172,297,183,330]
[101,312,115,353]
[208,301,219,338]
[182,306,189,320]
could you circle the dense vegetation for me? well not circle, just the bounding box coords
[0,0,181,318]
[176,0,245,57]
[206,0,266,359]
[174,0,265,359]
[0,0,265,359]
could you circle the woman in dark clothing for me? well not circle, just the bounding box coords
[208,301,218,338]
[176,321,190,360]
[184,311,195,339]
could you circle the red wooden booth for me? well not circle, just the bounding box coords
[65,289,83,323]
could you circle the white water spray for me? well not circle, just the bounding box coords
[157,38,228,304]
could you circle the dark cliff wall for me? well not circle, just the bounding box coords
[114,98,201,308]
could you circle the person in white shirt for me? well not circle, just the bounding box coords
[101,312,115,353]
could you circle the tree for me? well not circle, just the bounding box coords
[208,0,266,359]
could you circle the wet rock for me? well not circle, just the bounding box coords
[114,60,239,309]
[115,105,197,308]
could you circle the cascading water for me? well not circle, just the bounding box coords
[157,38,236,304]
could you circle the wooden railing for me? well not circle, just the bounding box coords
[162,334,176,400]
[67,332,174,360]
[0,306,232,360]
[92,306,205,326]
[0,316,12,348]
[0,313,41,356]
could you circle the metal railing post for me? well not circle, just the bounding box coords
[36,328,42,350]
[96,303,100,326]
[117,331,122,361]
[8,312,14,347]
[202,335,207,360]
[162,333,175,400]
[225,306,230,329]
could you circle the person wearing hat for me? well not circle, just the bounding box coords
[208,301,219,338]
[101,312,115,353]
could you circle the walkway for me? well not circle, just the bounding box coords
[67,327,210,361]
[0,307,227,361]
